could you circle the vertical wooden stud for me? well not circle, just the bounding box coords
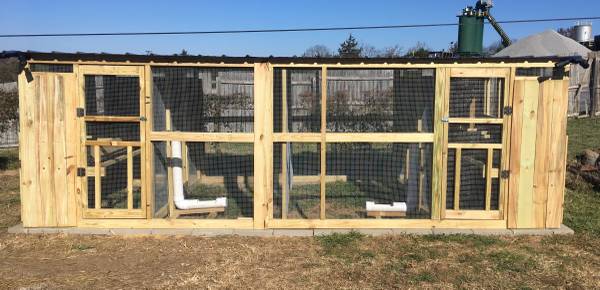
[94,145,101,209]
[127,146,134,210]
[432,68,448,220]
[453,148,462,210]
[281,69,288,219]
[320,66,327,220]
[485,148,493,211]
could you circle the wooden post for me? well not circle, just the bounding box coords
[431,68,448,220]
[94,145,101,209]
[253,62,273,228]
[166,109,175,218]
[127,146,133,210]
[453,148,462,210]
[320,66,327,220]
[281,69,288,219]
[485,148,492,211]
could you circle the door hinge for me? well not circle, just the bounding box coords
[503,106,513,116]
[139,116,147,122]
[501,170,510,179]
[76,107,85,117]
[77,167,86,177]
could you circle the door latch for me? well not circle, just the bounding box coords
[441,116,449,123]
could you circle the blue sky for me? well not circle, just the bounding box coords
[1,0,598,56]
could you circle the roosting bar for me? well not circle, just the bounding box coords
[15,52,571,230]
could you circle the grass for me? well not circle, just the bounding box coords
[0,148,19,170]
[566,117,600,160]
[0,119,599,288]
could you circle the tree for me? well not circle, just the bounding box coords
[180,49,189,56]
[404,42,430,58]
[338,34,362,58]
[303,45,333,57]
[379,45,403,58]
[483,40,505,56]
[557,26,577,40]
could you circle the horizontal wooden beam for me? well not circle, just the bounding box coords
[444,210,502,220]
[85,140,141,147]
[83,209,145,219]
[448,143,503,149]
[266,218,507,229]
[448,118,503,124]
[84,116,140,122]
[79,65,142,75]
[326,133,434,143]
[450,68,510,78]
[149,132,254,142]
[78,218,255,229]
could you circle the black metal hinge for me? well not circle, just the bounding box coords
[501,170,510,179]
[503,106,513,116]
[77,167,86,177]
[76,107,85,117]
[140,116,147,122]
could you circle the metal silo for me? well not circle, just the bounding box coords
[457,6,484,55]
[575,23,593,42]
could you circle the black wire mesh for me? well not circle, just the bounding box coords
[448,123,503,144]
[326,69,435,133]
[515,67,553,77]
[152,142,254,219]
[325,143,432,219]
[86,145,142,209]
[84,75,140,116]
[273,142,321,219]
[445,149,500,210]
[85,122,140,141]
[152,67,254,132]
[449,78,504,118]
[29,63,73,73]
[153,142,168,217]
[273,69,322,133]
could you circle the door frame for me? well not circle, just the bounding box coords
[440,67,513,220]
[77,65,148,219]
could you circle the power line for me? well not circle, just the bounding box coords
[1,16,599,38]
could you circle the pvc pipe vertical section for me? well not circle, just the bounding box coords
[172,141,184,205]
[171,141,227,210]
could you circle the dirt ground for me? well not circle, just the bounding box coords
[1,148,600,289]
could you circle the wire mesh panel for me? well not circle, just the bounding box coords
[448,124,503,144]
[449,78,504,118]
[84,75,140,116]
[153,142,168,217]
[326,69,435,133]
[273,69,321,133]
[153,142,254,219]
[445,149,501,211]
[86,145,142,209]
[324,143,432,219]
[30,63,74,73]
[273,142,321,219]
[86,122,140,141]
[152,67,254,132]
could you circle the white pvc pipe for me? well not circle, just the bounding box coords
[172,141,227,210]
[366,201,407,212]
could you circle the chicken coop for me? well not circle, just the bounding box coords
[14,52,572,230]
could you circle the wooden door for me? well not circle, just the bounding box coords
[78,66,147,219]
[441,68,512,220]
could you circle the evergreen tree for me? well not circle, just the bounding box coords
[338,34,362,58]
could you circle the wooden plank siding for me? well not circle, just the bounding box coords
[19,72,77,227]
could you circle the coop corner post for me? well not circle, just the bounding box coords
[253,62,273,229]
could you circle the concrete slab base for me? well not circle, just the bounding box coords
[7,224,575,237]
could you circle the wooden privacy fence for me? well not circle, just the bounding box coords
[16,53,570,230]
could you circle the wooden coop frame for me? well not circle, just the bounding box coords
[16,52,571,230]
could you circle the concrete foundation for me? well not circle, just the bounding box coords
[7,224,575,237]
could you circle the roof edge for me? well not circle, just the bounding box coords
[1,51,571,65]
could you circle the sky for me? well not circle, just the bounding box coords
[0,0,599,56]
